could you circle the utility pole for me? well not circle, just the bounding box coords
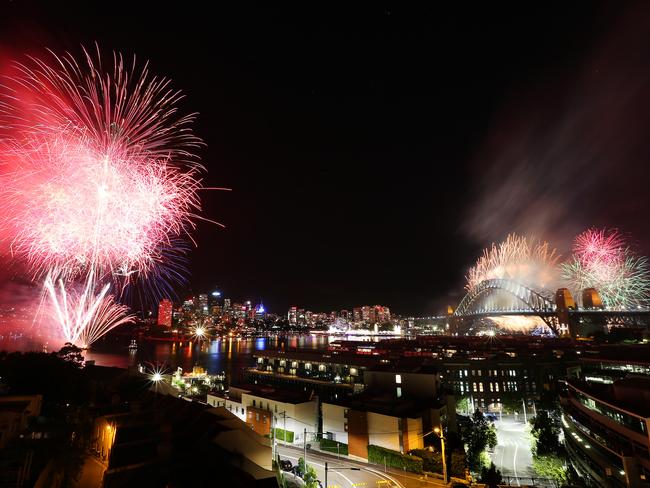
[303,428,307,469]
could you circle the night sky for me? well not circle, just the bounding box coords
[2,2,650,315]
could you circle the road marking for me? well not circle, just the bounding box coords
[278,450,404,488]
[512,442,519,486]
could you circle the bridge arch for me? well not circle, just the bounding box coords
[453,279,558,334]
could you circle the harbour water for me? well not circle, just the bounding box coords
[1,332,333,385]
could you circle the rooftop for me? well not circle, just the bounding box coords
[230,383,315,404]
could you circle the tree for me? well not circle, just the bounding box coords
[532,455,567,488]
[57,343,85,367]
[530,410,561,456]
[297,458,319,488]
[463,410,497,471]
[480,462,503,488]
[456,395,471,414]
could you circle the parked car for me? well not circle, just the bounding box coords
[485,412,498,422]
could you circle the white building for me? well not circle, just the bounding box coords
[225,385,318,444]
[207,391,246,422]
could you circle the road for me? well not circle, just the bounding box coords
[489,416,538,486]
[276,444,448,488]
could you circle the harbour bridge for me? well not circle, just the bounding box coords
[448,278,650,336]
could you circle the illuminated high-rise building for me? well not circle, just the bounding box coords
[353,308,362,322]
[157,299,173,327]
[198,294,209,315]
[288,306,297,325]
[223,298,231,310]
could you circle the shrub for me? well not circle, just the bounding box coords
[319,438,348,455]
[368,445,423,473]
[273,427,294,443]
[409,448,467,478]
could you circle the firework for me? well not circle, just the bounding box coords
[0,47,208,347]
[44,270,134,349]
[466,234,560,291]
[562,229,650,308]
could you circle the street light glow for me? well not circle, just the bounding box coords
[152,372,162,382]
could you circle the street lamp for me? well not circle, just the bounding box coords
[422,426,447,484]
[324,462,360,488]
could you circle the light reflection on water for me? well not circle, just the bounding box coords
[1,334,333,385]
[1,333,389,385]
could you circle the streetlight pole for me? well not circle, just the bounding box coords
[304,428,307,471]
[325,463,360,488]
[522,398,527,424]
[421,427,447,484]
[434,427,448,485]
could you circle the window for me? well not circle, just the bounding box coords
[319,364,326,372]
[473,382,477,392]
[275,405,278,413]
[253,400,256,407]
[256,413,260,421]
[395,374,402,384]
[397,387,402,398]
[344,409,349,418]
[344,423,348,432]
[478,370,482,376]
[479,383,484,392]
[350,368,358,376]
[305,363,312,370]
[263,416,267,424]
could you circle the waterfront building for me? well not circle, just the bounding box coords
[561,345,650,487]
[157,299,173,327]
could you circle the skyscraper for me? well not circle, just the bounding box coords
[198,294,209,315]
[158,299,173,327]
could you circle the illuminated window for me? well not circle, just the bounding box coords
[479,383,484,392]
[473,382,477,392]
[397,387,402,398]
[305,363,312,370]
[344,423,348,432]
[319,364,326,372]
[395,374,402,384]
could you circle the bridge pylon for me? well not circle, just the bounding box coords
[555,288,577,337]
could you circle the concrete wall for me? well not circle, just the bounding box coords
[367,412,401,452]
[207,394,246,422]
[405,417,423,451]
[322,402,348,444]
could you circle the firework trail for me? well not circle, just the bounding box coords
[561,228,650,308]
[466,234,560,291]
[0,46,209,347]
